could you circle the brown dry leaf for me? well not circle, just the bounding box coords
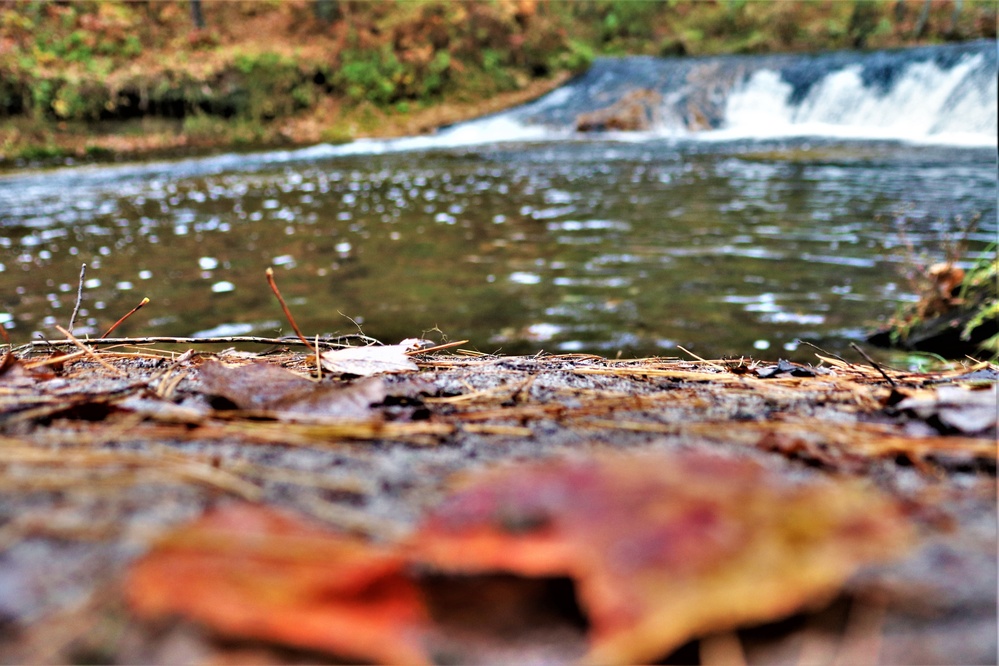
[0,351,51,386]
[320,344,419,376]
[126,504,430,665]
[895,384,998,434]
[199,360,387,418]
[410,452,912,665]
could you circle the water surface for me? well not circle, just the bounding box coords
[1,43,996,360]
[1,138,994,360]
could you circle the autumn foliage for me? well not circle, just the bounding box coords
[128,451,911,664]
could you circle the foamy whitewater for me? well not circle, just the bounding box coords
[304,40,998,156]
[716,52,996,146]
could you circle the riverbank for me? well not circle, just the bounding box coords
[1,0,995,167]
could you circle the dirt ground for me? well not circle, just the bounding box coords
[0,341,995,664]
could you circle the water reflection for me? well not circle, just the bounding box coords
[0,139,994,360]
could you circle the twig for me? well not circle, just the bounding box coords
[314,334,322,380]
[33,332,63,355]
[23,350,87,369]
[850,342,897,388]
[797,340,850,365]
[266,267,315,352]
[406,339,469,356]
[67,263,86,334]
[53,325,126,376]
[676,345,726,371]
[13,334,379,354]
[101,297,149,338]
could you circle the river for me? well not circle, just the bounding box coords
[1,41,996,361]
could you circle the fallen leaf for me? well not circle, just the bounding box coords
[410,451,912,664]
[199,360,387,418]
[127,504,430,664]
[124,454,914,665]
[0,352,51,386]
[755,358,824,378]
[895,384,998,434]
[320,344,419,376]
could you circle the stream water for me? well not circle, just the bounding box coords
[1,42,996,361]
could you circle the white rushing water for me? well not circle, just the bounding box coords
[717,53,997,146]
[301,43,998,153]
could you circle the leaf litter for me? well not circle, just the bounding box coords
[199,359,389,419]
[0,340,994,664]
[319,339,426,376]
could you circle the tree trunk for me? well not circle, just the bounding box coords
[190,0,206,30]
[313,0,337,25]
[913,0,931,37]
[949,0,964,37]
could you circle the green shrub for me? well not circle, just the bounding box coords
[18,143,65,161]
[556,39,594,72]
[230,51,308,120]
[335,47,405,106]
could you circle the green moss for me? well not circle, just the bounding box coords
[83,143,113,158]
[17,143,65,161]
[320,126,355,145]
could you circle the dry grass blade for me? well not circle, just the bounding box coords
[199,419,454,446]
[67,263,86,333]
[15,335,378,353]
[424,382,525,404]
[677,345,727,371]
[266,267,315,351]
[23,350,86,369]
[0,444,262,499]
[54,325,126,376]
[101,297,150,338]
[460,423,534,436]
[571,364,729,382]
[407,339,469,355]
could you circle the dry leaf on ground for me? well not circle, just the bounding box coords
[199,359,387,418]
[126,503,430,664]
[895,384,998,434]
[320,343,420,376]
[0,352,50,387]
[411,452,913,664]
[125,452,914,665]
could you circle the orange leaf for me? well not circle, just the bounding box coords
[410,452,912,664]
[127,504,430,665]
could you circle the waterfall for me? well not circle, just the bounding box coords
[512,40,997,146]
[269,40,999,153]
[718,46,996,144]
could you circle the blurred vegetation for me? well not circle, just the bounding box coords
[872,214,998,360]
[880,249,999,361]
[0,0,994,163]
